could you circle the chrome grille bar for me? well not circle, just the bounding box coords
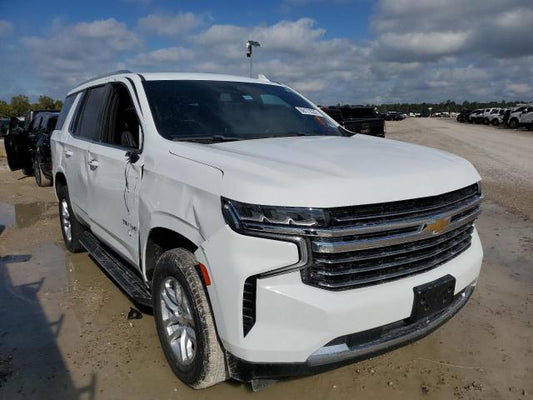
[308,240,472,289]
[298,184,482,290]
[312,206,480,254]
[313,224,473,265]
[313,230,472,276]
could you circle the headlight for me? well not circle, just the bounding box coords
[222,198,328,233]
[221,198,318,277]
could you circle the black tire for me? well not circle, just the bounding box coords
[34,157,52,187]
[153,248,227,389]
[483,118,489,125]
[491,119,499,126]
[22,166,34,176]
[57,185,85,252]
[509,119,518,129]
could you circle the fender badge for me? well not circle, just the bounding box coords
[424,218,450,234]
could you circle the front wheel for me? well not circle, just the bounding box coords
[509,119,518,129]
[34,157,52,187]
[153,249,227,389]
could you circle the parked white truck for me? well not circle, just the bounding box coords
[52,71,483,389]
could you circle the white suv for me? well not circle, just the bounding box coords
[508,106,533,129]
[51,71,484,389]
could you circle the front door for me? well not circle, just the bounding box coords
[4,117,28,171]
[87,80,144,266]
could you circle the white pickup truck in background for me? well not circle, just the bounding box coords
[51,70,483,390]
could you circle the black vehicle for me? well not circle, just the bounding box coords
[0,118,10,137]
[321,106,385,137]
[384,111,406,121]
[4,110,59,186]
[456,110,472,122]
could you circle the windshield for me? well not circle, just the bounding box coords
[143,80,341,141]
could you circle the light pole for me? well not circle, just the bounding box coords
[246,40,261,78]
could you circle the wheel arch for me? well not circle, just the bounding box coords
[54,171,67,198]
[142,219,202,283]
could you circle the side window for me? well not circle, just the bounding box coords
[102,83,140,149]
[55,94,76,130]
[46,116,58,134]
[29,116,41,133]
[73,86,108,141]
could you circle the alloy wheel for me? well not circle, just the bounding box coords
[160,277,197,366]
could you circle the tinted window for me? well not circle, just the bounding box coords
[46,116,58,133]
[75,86,107,141]
[56,94,76,130]
[30,116,42,133]
[143,80,340,141]
[102,83,139,148]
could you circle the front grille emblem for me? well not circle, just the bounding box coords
[424,218,451,235]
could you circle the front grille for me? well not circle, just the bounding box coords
[301,183,482,290]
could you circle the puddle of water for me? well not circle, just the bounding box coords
[0,201,57,229]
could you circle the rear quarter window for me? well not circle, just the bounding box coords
[55,94,77,130]
[72,86,107,141]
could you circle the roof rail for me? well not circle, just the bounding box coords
[77,70,133,87]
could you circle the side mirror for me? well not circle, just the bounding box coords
[125,150,140,164]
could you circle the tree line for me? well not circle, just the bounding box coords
[2,94,529,119]
[0,95,63,118]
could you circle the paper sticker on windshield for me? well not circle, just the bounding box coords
[295,107,323,116]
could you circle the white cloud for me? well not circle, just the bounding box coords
[138,12,206,37]
[505,83,532,96]
[19,18,142,94]
[130,47,194,66]
[2,2,533,104]
[0,20,13,36]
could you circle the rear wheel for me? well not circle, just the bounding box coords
[153,248,227,389]
[491,119,499,126]
[34,156,52,187]
[483,117,489,125]
[57,185,85,252]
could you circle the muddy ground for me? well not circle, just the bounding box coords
[0,118,531,399]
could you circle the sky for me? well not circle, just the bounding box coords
[0,0,532,105]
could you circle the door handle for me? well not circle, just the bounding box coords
[88,159,99,170]
[65,150,73,158]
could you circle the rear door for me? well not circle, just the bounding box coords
[521,108,533,124]
[86,80,144,265]
[4,117,29,171]
[63,86,108,223]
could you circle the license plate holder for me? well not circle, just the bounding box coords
[409,275,456,322]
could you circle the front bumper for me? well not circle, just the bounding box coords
[199,225,482,370]
[228,283,474,381]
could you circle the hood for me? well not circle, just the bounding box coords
[169,135,480,207]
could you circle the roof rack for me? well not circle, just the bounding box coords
[77,70,133,87]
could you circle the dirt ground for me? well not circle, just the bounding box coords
[0,119,532,399]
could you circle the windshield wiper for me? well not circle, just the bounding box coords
[172,135,243,143]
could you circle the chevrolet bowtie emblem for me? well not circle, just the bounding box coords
[424,218,450,234]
